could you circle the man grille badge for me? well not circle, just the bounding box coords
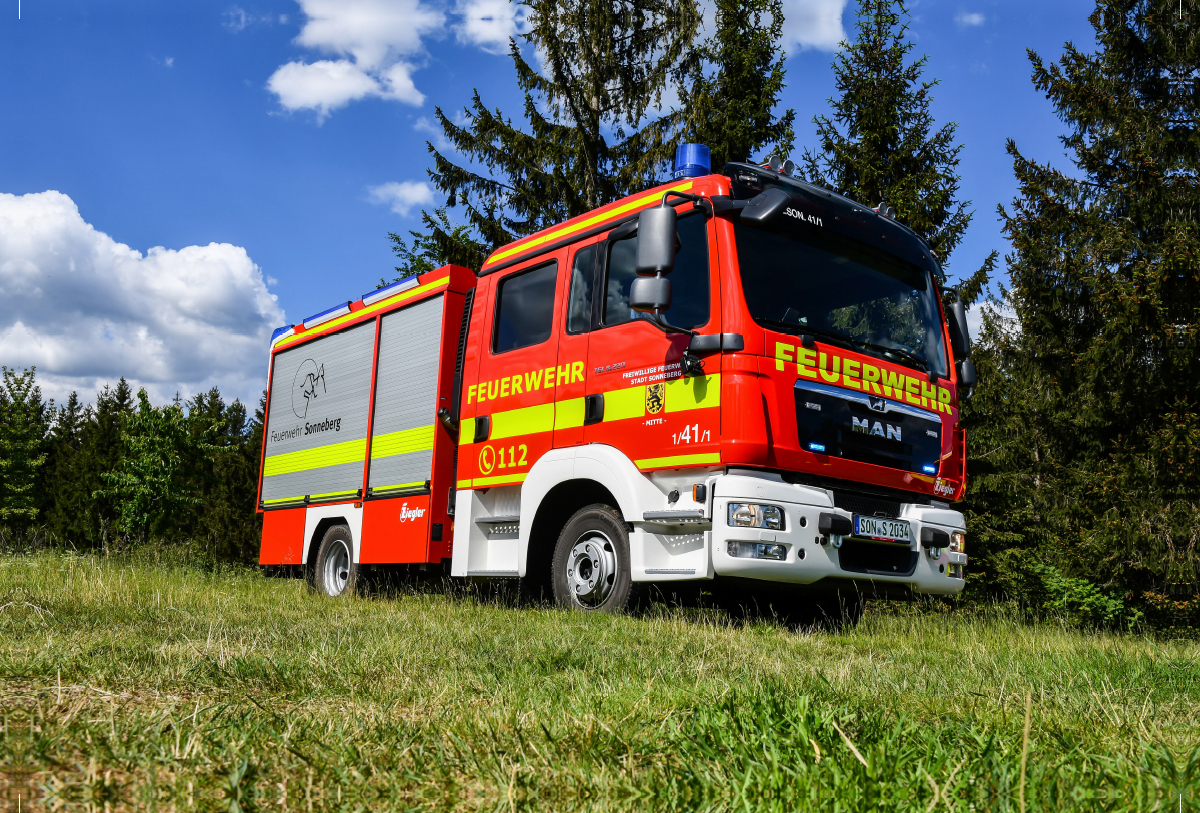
[867,396,886,412]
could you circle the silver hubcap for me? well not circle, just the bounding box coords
[322,540,351,596]
[566,531,617,608]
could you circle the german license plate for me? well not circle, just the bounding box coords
[854,515,912,542]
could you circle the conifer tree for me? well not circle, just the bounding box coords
[0,367,50,530]
[675,0,796,170]
[967,0,1200,623]
[799,0,985,284]
[423,0,701,267]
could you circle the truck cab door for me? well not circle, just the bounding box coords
[582,210,722,472]
[461,252,568,489]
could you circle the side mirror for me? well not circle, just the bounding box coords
[947,298,972,359]
[740,188,791,225]
[630,275,672,313]
[636,205,677,275]
[957,358,977,389]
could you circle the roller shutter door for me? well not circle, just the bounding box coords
[262,321,375,504]
[368,295,444,494]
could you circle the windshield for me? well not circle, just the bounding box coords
[733,220,948,377]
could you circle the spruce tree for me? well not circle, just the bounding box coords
[799,0,986,285]
[968,0,1200,625]
[423,0,701,267]
[0,367,50,532]
[675,0,796,171]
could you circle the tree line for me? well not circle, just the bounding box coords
[3,0,1196,629]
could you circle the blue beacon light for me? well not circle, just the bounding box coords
[673,143,711,179]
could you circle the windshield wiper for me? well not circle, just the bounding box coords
[757,319,928,371]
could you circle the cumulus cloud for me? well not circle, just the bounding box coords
[0,191,285,406]
[456,0,525,54]
[781,0,849,53]
[956,11,986,27]
[267,0,445,120]
[367,181,435,216]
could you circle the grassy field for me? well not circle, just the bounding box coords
[1,554,1197,812]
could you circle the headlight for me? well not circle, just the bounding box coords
[950,531,966,553]
[727,503,785,530]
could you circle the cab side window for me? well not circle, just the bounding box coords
[566,245,597,333]
[603,212,710,329]
[493,261,559,353]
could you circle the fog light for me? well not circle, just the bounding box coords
[950,531,966,553]
[947,563,964,579]
[727,541,788,560]
[728,503,785,530]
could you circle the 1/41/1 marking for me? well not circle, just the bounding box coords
[672,424,710,445]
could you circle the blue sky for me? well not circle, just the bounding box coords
[0,0,1096,405]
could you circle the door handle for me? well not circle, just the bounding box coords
[474,414,490,443]
[584,394,604,425]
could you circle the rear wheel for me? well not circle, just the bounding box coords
[311,525,359,598]
[551,504,636,613]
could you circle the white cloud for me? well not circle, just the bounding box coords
[0,191,285,406]
[781,0,849,53]
[456,0,524,54]
[413,116,451,150]
[223,7,288,32]
[367,181,435,216]
[956,11,985,27]
[268,0,445,119]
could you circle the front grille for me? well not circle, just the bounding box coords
[838,540,918,577]
[833,491,902,519]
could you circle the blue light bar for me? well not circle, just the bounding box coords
[270,325,294,346]
[673,143,711,179]
[808,442,826,453]
[362,274,419,307]
[302,301,352,330]
[922,464,938,474]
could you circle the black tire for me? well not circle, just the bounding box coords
[551,504,637,613]
[310,525,359,598]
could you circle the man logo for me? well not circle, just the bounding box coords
[646,382,665,414]
[291,359,326,418]
[867,396,886,412]
[852,417,902,441]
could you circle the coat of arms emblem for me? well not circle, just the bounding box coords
[646,382,665,414]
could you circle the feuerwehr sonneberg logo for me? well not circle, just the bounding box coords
[292,359,325,419]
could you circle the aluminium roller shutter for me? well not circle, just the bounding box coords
[262,321,375,505]
[368,295,444,494]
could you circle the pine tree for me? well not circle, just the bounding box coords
[380,208,476,286]
[799,0,986,285]
[0,367,50,532]
[675,0,796,171]
[967,0,1200,625]
[423,0,701,267]
[66,379,135,549]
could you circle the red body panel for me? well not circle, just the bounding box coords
[260,507,306,565]
[360,495,432,563]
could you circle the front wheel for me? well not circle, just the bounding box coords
[551,504,636,613]
[310,525,359,598]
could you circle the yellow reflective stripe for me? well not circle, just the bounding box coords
[263,438,366,477]
[371,424,434,459]
[604,385,645,422]
[483,181,695,268]
[309,490,359,500]
[491,401,554,440]
[459,417,476,445]
[554,397,585,430]
[263,496,304,505]
[634,452,721,470]
[274,276,450,350]
[665,374,720,412]
[473,472,528,487]
[457,478,474,488]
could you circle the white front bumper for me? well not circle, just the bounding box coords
[709,475,966,596]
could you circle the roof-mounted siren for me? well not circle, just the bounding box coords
[763,155,795,175]
[673,143,711,179]
[874,201,897,219]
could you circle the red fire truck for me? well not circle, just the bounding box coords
[257,148,975,613]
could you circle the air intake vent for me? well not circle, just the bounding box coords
[832,491,902,520]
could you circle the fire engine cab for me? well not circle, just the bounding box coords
[257,145,975,613]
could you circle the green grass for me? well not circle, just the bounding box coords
[2,553,1197,812]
